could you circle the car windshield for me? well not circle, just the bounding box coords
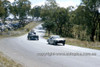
[53,36,60,39]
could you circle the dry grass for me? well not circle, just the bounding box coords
[0,52,23,67]
[65,38,100,50]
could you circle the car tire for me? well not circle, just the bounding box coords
[54,42,57,45]
[48,41,50,44]
[28,37,31,40]
[48,42,50,44]
[28,37,29,40]
[37,38,39,40]
[63,43,65,46]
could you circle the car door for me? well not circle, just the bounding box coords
[49,37,53,44]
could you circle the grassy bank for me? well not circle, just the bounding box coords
[0,52,23,67]
[43,32,100,50]
[0,21,40,38]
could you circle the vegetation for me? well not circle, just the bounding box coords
[0,0,100,66]
[41,0,100,42]
[0,0,31,22]
[0,52,23,67]
[30,6,41,20]
[0,0,41,38]
[0,0,99,42]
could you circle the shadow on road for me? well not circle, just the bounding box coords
[47,43,64,46]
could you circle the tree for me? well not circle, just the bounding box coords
[41,0,72,37]
[2,0,11,23]
[40,0,58,21]
[0,0,5,19]
[34,6,41,20]
[29,7,34,20]
[10,0,18,20]
[80,0,100,41]
[30,6,41,21]
[42,21,55,36]
[53,7,70,36]
[72,0,100,41]
[41,0,58,35]
[17,0,31,22]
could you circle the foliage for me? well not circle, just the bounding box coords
[41,0,73,37]
[0,0,100,42]
[75,0,100,41]
[9,0,18,20]
[0,0,11,23]
[17,0,31,21]
[42,21,55,36]
[0,0,5,18]
[30,6,41,20]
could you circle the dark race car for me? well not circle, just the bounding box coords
[27,31,39,40]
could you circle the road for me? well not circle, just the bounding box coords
[0,24,100,67]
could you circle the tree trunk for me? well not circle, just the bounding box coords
[59,27,62,35]
[90,11,98,42]
[99,22,100,41]
[90,27,96,42]
[48,30,50,36]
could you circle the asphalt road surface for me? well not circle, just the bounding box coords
[0,24,100,67]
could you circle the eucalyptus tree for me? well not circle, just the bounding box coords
[29,7,34,20]
[1,0,11,23]
[34,6,41,20]
[40,0,58,35]
[53,7,71,36]
[30,6,41,20]
[40,0,58,21]
[42,21,55,36]
[17,0,31,22]
[80,0,100,41]
[71,6,88,40]
[41,0,72,37]
[10,0,18,20]
[0,0,5,19]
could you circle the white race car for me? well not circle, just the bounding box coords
[27,31,39,40]
[47,35,65,46]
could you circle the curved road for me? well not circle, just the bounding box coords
[0,24,100,67]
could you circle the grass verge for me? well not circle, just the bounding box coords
[0,52,23,67]
[43,32,100,50]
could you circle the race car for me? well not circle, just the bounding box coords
[27,30,39,40]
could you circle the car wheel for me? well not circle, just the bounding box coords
[27,36,30,40]
[63,43,65,46]
[48,41,50,44]
[28,37,30,40]
[48,42,50,44]
[54,42,57,45]
[37,38,39,40]
[29,37,31,40]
